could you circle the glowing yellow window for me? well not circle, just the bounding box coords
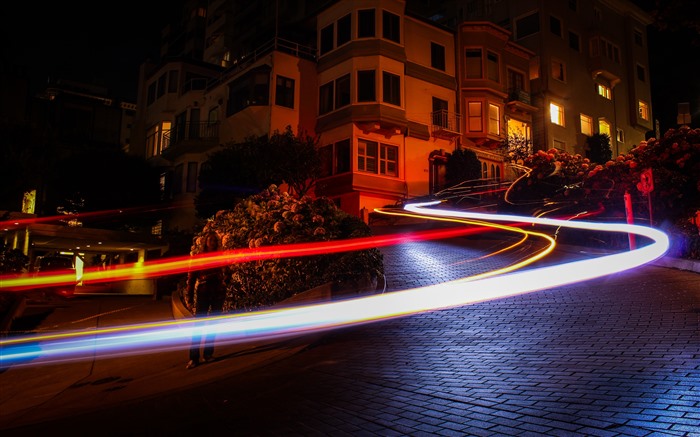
[638,101,649,121]
[550,102,564,126]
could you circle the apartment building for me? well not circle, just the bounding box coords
[132,0,652,231]
[412,0,654,157]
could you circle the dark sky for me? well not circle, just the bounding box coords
[3,1,697,132]
[2,2,180,100]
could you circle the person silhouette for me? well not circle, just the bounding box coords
[185,231,226,369]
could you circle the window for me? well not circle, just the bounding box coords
[568,0,577,11]
[465,48,482,79]
[639,100,650,121]
[319,81,334,115]
[173,163,183,195]
[580,114,593,136]
[551,59,565,82]
[320,23,334,55]
[382,10,400,43]
[507,69,525,93]
[168,70,179,93]
[468,101,483,132]
[337,14,351,46]
[616,129,625,143]
[599,119,611,136]
[550,102,564,126]
[553,139,566,150]
[486,52,499,82]
[320,140,351,177]
[186,162,198,193]
[636,64,646,82]
[488,104,500,135]
[147,82,156,106]
[515,11,539,40]
[275,75,294,108]
[157,73,166,98]
[592,38,621,63]
[358,9,375,38]
[432,97,448,128]
[431,42,446,71]
[358,139,398,176]
[335,74,351,109]
[482,162,488,179]
[357,70,376,102]
[597,84,612,100]
[568,31,580,51]
[382,72,400,106]
[227,69,270,116]
[550,16,562,37]
[634,29,643,46]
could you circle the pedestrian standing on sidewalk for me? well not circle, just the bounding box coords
[185,230,226,370]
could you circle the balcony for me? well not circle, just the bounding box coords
[430,110,461,140]
[161,122,220,156]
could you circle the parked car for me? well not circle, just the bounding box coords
[33,254,76,298]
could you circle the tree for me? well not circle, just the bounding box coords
[45,148,162,231]
[195,126,321,219]
[444,148,482,188]
[586,133,612,164]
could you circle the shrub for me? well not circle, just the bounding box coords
[192,185,384,312]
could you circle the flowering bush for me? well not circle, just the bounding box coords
[192,185,384,311]
[504,127,700,258]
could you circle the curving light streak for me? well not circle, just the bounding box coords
[0,201,669,368]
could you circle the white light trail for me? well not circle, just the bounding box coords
[0,202,669,368]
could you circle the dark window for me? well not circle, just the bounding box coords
[336,139,351,173]
[275,75,295,108]
[335,74,351,109]
[319,81,334,115]
[147,82,156,106]
[337,14,351,46]
[432,97,448,128]
[320,23,334,55]
[568,0,577,11]
[550,16,562,37]
[568,31,580,51]
[319,144,332,177]
[636,64,645,82]
[465,48,482,79]
[227,70,269,116]
[358,9,375,38]
[157,72,167,98]
[357,70,376,102]
[382,72,400,106]
[186,162,198,193]
[173,163,183,195]
[431,42,445,71]
[634,29,643,46]
[168,70,179,93]
[516,11,539,39]
[487,51,499,82]
[382,10,400,43]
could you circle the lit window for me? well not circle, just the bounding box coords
[599,119,611,137]
[580,114,593,136]
[616,129,625,143]
[597,84,611,100]
[638,100,649,121]
[550,102,564,126]
[488,104,500,135]
[468,101,483,132]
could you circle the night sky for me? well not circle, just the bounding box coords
[2,1,697,133]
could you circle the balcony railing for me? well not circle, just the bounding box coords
[162,121,220,150]
[207,37,316,90]
[507,88,531,105]
[430,110,461,138]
